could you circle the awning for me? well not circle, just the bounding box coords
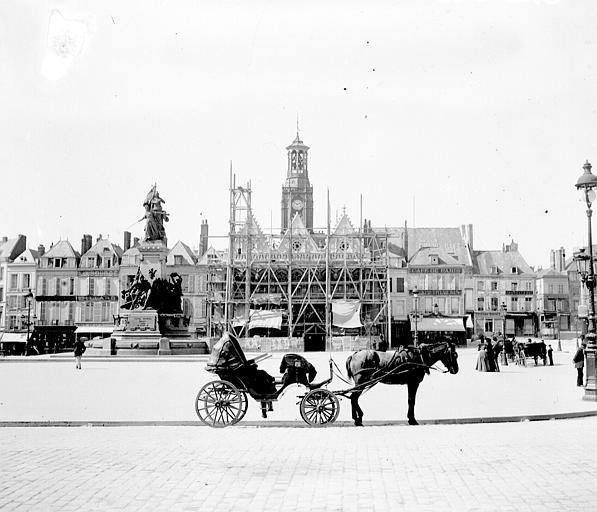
[0,333,28,343]
[74,326,114,334]
[332,300,363,329]
[411,317,465,332]
[465,315,474,329]
[249,310,283,330]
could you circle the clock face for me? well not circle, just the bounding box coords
[292,198,304,211]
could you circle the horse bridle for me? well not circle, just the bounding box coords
[424,342,457,373]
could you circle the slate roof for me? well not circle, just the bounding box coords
[42,240,79,259]
[81,238,123,259]
[373,227,472,265]
[0,237,23,261]
[473,249,534,275]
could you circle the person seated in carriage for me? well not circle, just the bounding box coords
[279,354,317,389]
[207,332,276,396]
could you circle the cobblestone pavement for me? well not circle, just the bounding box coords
[0,418,595,511]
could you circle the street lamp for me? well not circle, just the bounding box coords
[575,160,597,401]
[556,300,562,352]
[501,302,508,366]
[412,286,419,347]
[21,290,35,356]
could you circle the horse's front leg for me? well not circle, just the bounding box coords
[350,390,364,427]
[407,380,420,425]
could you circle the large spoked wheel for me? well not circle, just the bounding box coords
[195,380,245,428]
[300,389,340,427]
[232,390,249,425]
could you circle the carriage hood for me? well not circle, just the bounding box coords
[206,332,248,371]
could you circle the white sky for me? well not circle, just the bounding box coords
[1,0,596,268]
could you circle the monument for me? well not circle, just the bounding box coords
[112,185,191,354]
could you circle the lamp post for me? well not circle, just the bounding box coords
[21,290,35,356]
[556,300,562,352]
[501,301,508,366]
[412,286,419,347]
[575,160,597,401]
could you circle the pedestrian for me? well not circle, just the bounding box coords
[73,338,86,370]
[547,344,554,366]
[475,343,490,372]
[573,343,585,387]
[492,336,500,372]
[486,337,496,372]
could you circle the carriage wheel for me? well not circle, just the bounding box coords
[300,389,340,427]
[195,380,245,428]
[232,390,249,425]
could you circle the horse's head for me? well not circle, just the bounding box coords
[438,342,459,375]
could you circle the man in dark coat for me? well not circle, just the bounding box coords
[73,338,86,370]
[573,343,586,387]
[485,337,496,372]
[547,344,554,366]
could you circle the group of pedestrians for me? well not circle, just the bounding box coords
[475,335,500,372]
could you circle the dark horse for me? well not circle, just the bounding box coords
[345,342,459,426]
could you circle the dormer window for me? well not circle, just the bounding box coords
[490,265,499,275]
[429,254,439,265]
[174,255,184,265]
[511,266,518,274]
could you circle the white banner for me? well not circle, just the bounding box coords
[332,300,362,328]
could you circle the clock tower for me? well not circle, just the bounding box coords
[281,130,314,232]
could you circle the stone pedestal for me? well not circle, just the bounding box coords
[138,240,168,281]
[158,337,172,355]
[112,309,162,351]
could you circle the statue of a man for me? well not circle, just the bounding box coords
[141,185,169,241]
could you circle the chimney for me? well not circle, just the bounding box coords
[549,249,556,270]
[404,219,409,262]
[554,247,565,271]
[1,236,7,243]
[199,220,209,257]
[124,231,131,251]
[97,234,102,242]
[133,237,140,247]
[38,244,45,256]
[81,234,92,255]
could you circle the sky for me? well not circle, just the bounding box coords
[1,0,597,268]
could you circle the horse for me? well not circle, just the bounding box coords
[345,341,459,426]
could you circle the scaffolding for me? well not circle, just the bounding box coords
[207,175,391,347]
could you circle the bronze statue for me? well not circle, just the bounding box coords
[141,184,169,242]
[121,268,183,314]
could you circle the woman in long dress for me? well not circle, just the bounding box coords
[476,344,490,372]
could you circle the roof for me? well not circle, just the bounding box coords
[168,240,198,265]
[0,236,26,262]
[409,247,462,266]
[374,227,472,265]
[11,248,40,264]
[473,249,534,275]
[535,267,567,279]
[81,238,123,259]
[42,240,79,259]
[278,213,320,253]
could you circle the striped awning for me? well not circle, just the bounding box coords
[0,333,28,343]
[411,317,465,332]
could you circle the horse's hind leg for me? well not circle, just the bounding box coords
[350,390,364,426]
[407,381,420,425]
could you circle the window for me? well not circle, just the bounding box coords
[511,266,518,274]
[69,278,75,295]
[490,266,499,275]
[89,277,95,296]
[40,302,47,322]
[87,257,95,268]
[511,297,518,312]
[525,297,533,311]
[22,274,30,290]
[526,281,533,291]
[105,278,111,296]
[40,277,47,296]
[477,297,485,311]
[511,282,518,292]
[491,281,498,291]
[484,320,494,333]
[9,274,18,290]
[451,297,460,315]
[477,281,484,291]
[102,302,110,322]
[558,284,564,294]
[491,297,499,311]
[174,255,184,265]
[548,284,554,294]
[182,275,190,293]
[395,278,404,293]
[54,258,63,268]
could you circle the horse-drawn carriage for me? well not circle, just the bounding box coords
[195,332,339,427]
[521,340,547,365]
[195,332,459,428]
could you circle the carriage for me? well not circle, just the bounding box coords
[195,332,340,427]
[522,340,547,365]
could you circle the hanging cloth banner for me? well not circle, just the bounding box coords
[249,309,283,330]
[332,300,362,328]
